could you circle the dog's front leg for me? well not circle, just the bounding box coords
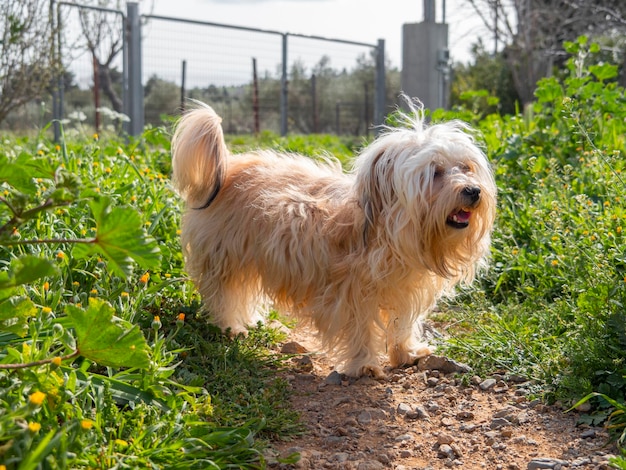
[385,311,432,369]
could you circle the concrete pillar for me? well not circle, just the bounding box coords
[401,20,450,111]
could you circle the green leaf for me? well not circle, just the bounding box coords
[0,255,59,290]
[66,298,150,369]
[0,296,37,337]
[73,196,161,278]
[589,63,618,82]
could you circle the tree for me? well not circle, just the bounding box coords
[463,0,626,105]
[75,0,125,113]
[0,1,59,125]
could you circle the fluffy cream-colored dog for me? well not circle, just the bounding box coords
[171,99,496,378]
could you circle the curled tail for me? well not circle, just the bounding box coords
[171,102,228,209]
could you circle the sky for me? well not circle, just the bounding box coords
[145,0,491,68]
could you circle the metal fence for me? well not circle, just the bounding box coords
[44,1,386,139]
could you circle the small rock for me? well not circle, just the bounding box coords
[397,403,411,415]
[281,341,308,354]
[414,405,431,419]
[437,444,456,459]
[294,355,313,371]
[325,371,344,385]
[526,458,568,469]
[437,433,455,445]
[357,410,372,425]
[479,378,497,391]
[395,433,413,442]
[427,377,440,387]
[418,355,472,374]
[580,429,596,439]
[576,401,592,412]
[490,417,512,429]
[357,461,385,470]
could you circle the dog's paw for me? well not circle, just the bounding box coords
[389,344,432,369]
[343,363,386,379]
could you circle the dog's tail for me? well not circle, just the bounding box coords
[171,102,228,209]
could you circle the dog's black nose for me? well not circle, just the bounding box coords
[462,186,481,203]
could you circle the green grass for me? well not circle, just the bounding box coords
[0,34,625,467]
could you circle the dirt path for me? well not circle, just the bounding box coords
[268,324,618,470]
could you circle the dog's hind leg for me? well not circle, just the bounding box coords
[199,275,265,336]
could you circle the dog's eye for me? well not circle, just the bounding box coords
[433,166,445,178]
[460,163,472,173]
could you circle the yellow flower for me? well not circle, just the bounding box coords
[93,133,99,141]
[28,422,41,433]
[51,357,62,367]
[80,419,94,430]
[139,273,150,284]
[177,313,185,322]
[551,260,559,267]
[42,307,52,315]
[29,391,46,406]
[43,281,50,291]
[105,167,112,174]
[617,226,622,234]
[55,145,61,151]
[56,251,65,260]
[121,291,130,298]
[115,439,128,448]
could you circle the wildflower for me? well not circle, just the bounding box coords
[90,289,98,296]
[56,251,65,260]
[511,248,519,256]
[42,307,52,315]
[37,150,44,155]
[105,167,112,174]
[115,439,128,448]
[72,281,80,287]
[28,422,42,433]
[93,133,99,141]
[80,419,94,430]
[139,273,150,284]
[55,145,61,151]
[43,281,50,291]
[116,147,123,155]
[51,357,62,367]
[617,226,622,234]
[551,260,559,267]
[164,273,172,278]
[604,201,610,207]
[551,236,559,242]
[152,316,162,329]
[121,291,130,298]
[177,313,186,322]
[130,195,137,203]
[29,391,46,406]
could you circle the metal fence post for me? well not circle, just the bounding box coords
[374,38,386,134]
[126,2,144,136]
[280,33,288,136]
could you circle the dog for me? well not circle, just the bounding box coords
[171,98,496,378]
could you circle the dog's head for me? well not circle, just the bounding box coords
[353,101,497,282]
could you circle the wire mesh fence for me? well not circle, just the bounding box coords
[2,2,386,137]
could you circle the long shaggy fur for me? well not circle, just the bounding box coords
[171,99,496,378]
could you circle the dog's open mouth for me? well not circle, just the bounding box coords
[447,209,472,229]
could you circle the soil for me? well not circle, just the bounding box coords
[267,323,619,470]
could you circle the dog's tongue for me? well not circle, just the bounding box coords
[448,209,472,225]
[454,210,471,223]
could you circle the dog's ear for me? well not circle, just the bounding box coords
[360,149,393,244]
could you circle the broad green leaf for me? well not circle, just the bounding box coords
[73,196,161,278]
[66,298,150,369]
[589,63,618,82]
[0,296,37,337]
[1,255,59,289]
